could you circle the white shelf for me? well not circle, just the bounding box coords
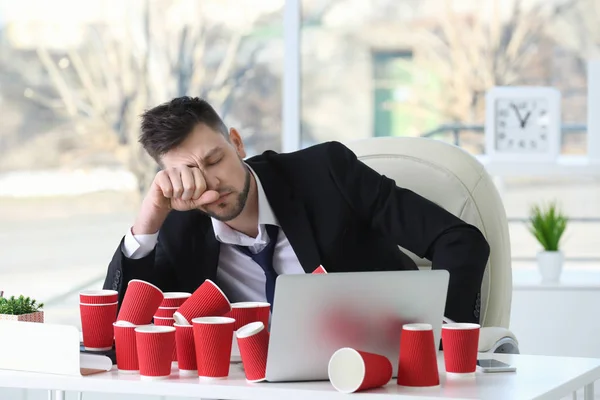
[512,268,600,291]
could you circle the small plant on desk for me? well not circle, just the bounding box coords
[528,200,568,283]
[0,295,45,323]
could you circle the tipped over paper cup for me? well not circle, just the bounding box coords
[174,280,231,325]
[328,348,392,393]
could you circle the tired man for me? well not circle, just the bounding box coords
[103,96,490,324]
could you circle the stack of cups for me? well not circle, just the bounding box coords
[396,323,440,388]
[235,322,270,382]
[154,292,191,326]
[172,280,231,379]
[226,302,270,362]
[328,348,393,393]
[80,290,119,351]
[155,292,191,364]
[173,280,231,326]
[114,280,164,377]
[442,323,480,377]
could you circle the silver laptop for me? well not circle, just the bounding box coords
[265,270,449,382]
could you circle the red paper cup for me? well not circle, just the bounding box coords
[153,317,175,326]
[192,316,235,380]
[161,292,192,308]
[154,307,178,319]
[226,302,270,331]
[175,323,197,375]
[174,280,231,325]
[80,290,118,305]
[151,317,177,362]
[312,265,327,274]
[135,325,175,380]
[236,322,270,382]
[397,323,440,387]
[328,348,392,393]
[113,323,139,373]
[117,279,164,325]
[442,323,480,375]
[80,302,118,351]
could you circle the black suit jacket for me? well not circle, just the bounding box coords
[104,141,490,323]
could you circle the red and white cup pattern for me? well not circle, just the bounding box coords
[442,323,480,374]
[174,280,231,325]
[226,302,270,331]
[154,307,179,319]
[328,348,392,393]
[153,317,175,327]
[175,323,197,375]
[192,317,235,380]
[151,317,177,362]
[397,323,440,387]
[80,302,118,351]
[160,292,191,308]
[236,322,270,382]
[117,280,164,325]
[135,325,175,380]
[113,322,139,373]
[80,290,118,305]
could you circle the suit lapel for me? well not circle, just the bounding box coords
[248,156,321,274]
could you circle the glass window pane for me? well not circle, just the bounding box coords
[0,0,283,326]
[300,0,600,270]
[300,0,592,155]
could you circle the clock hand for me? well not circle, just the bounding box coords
[510,103,525,126]
[522,111,532,128]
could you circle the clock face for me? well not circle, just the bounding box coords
[495,98,550,153]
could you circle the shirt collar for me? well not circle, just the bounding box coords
[211,164,279,246]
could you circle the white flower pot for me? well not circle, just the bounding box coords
[536,251,564,283]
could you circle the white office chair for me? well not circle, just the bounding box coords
[345,136,519,354]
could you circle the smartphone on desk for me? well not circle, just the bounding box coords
[477,359,516,373]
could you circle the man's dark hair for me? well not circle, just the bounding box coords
[139,96,229,162]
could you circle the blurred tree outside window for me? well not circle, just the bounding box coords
[300,0,591,155]
[0,0,284,326]
[0,0,284,193]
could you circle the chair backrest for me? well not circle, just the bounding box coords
[344,137,512,328]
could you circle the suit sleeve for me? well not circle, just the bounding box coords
[326,141,490,324]
[103,233,178,304]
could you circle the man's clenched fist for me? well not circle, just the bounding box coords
[151,167,219,211]
[132,167,219,235]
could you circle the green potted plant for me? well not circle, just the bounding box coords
[0,295,44,323]
[528,201,568,283]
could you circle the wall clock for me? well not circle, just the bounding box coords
[485,87,561,163]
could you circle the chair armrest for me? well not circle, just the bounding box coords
[479,326,520,354]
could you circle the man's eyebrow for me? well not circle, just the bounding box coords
[201,147,223,162]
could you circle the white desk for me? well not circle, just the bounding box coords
[1,353,599,400]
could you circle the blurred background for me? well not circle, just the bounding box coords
[1,0,599,329]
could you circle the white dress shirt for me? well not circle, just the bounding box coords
[121,166,306,302]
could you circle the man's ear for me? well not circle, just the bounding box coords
[229,128,246,159]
